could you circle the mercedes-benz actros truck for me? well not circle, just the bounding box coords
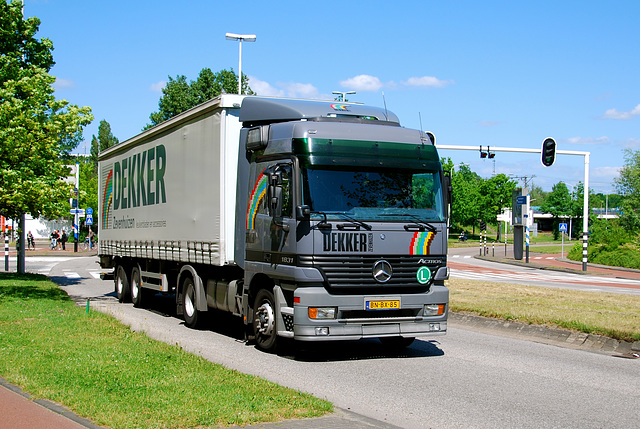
[98,95,450,352]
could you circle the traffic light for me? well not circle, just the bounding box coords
[541,137,556,167]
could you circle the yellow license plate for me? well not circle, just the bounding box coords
[366,300,400,311]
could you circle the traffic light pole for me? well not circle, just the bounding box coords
[437,144,591,271]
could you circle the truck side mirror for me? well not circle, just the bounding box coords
[296,205,311,219]
[269,171,283,217]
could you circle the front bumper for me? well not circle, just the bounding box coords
[278,285,448,342]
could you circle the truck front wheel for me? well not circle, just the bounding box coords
[182,277,203,329]
[115,265,130,303]
[253,289,278,352]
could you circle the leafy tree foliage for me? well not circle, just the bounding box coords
[450,164,482,230]
[147,68,254,128]
[614,148,640,232]
[90,119,119,169]
[615,148,640,205]
[0,1,93,220]
[540,182,573,218]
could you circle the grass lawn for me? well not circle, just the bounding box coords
[447,277,640,342]
[0,273,332,429]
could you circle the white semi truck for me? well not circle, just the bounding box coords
[98,95,450,352]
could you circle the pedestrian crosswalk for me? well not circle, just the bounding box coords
[61,270,103,280]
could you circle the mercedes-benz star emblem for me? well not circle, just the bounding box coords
[373,260,393,283]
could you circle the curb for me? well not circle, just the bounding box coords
[449,312,640,358]
[232,407,402,428]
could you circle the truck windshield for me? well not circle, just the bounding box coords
[301,167,444,222]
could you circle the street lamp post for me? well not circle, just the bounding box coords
[225,33,256,94]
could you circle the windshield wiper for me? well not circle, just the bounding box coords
[336,213,372,231]
[381,213,437,232]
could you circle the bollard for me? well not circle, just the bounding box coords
[86,298,90,314]
[4,235,8,271]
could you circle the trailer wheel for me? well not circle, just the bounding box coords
[182,277,202,328]
[379,336,415,349]
[130,267,147,308]
[253,289,278,352]
[115,265,130,303]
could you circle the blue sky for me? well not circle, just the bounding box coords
[25,0,639,194]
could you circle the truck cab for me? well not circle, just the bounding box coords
[237,98,450,351]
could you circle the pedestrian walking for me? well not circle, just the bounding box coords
[60,230,67,251]
[50,230,59,250]
[88,229,95,249]
[27,231,35,250]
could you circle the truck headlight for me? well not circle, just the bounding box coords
[423,304,445,317]
[308,307,337,320]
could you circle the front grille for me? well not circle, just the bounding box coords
[298,255,444,293]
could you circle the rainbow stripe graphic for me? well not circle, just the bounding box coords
[246,173,268,230]
[330,104,350,111]
[410,231,436,255]
[102,169,113,229]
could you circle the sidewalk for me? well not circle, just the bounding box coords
[0,378,101,429]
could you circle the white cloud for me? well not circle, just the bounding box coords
[601,104,640,120]
[621,138,640,149]
[53,78,75,91]
[339,74,453,92]
[592,166,621,178]
[149,81,166,92]
[564,136,610,145]
[249,76,326,99]
[403,76,453,88]
[248,76,284,96]
[339,74,384,92]
[280,82,322,99]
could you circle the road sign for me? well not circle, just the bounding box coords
[516,196,527,205]
[86,207,93,215]
[559,223,568,232]
[70,208,85,216]
[86,217,93,226]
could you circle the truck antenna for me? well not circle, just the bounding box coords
[381,92,389,121]
[419,112,424,132]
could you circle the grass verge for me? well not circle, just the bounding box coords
[0,273,332,428]
[447,277,640,342]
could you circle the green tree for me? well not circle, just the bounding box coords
[615,148,640,232]
[147,68,254,128]
[90,119,119,169]
[529,183,547,208]
[540,182,573,239]
[478,174,517,240]
[450,164,482,231]
[78,159,98,232]
[0,1,93,221]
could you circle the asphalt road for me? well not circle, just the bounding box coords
[28,256,640,429]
